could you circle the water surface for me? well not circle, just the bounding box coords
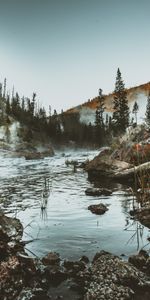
[0,149,149,260]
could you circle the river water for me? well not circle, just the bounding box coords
[0,149,149,260]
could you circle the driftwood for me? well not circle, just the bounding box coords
[114,161,150,182]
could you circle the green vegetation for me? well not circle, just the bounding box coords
[145,92,150,128]
[112,68,129,134]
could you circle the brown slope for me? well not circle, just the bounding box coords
[65,81,150,114]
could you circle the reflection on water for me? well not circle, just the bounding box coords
[0,149,149,260]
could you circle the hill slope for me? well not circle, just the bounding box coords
[65,82,150,124]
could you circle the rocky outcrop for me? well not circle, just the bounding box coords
[0,212,83,300]
[88,203,108,215]
[85,153,132,182]
[0,212,50,300]
[83,251,150,300]
[86,149,150,186]
[1,211,150,300]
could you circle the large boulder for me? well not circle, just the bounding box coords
[83,251,150,300]
[85,153,132,181]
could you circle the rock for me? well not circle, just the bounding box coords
[0,212,23,242]
[85,153,132,181]
[64,260,86,273]
[24,152,43,160]
[139,249,149,259]
[83,251,150,300]
[45,265,67,285]
[63,260,87,279]
[0,240,9,260]
[88,203,108,215]
[129,250,149,273]
[129,253,147,271]
[79,256,89,264]
[13,142,54,159]
[85,187,112,196]
[17,288,51,300]
[130,206,150,229]
[24,148,54,160]
[42,252,60,266]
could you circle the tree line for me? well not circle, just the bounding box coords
[0,70,150,147]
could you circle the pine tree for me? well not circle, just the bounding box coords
[94,89,105,145]
[132,101,139,125]
[98,88,105,127]
[112,68,129,133]
[0,83,2,98]
[3,78,6,99]
[145,92,150,127]
[6,95,11,115]
[30,92,36,117]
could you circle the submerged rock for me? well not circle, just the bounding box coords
[12,142,54,159]
[88,203,108,215]
[85,187,112,196]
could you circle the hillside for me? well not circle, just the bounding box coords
[65,82,150,125]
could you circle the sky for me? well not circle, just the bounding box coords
[0,0,150,113]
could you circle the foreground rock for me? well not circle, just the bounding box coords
[88,203,108,215]
[83,251,150,300]
[85,187,112,196]
[0,211,82,300]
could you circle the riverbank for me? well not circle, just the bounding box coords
[0,211,150,300]
[0,148,150,299]
[85,125,150,230]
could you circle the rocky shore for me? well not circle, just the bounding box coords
[1,211,150,300]
[84,125,150,230]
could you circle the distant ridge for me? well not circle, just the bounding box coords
[65,82,150,114]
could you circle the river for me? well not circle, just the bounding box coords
[0,149,149,260]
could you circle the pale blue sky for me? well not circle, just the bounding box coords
[0,0,150,112]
